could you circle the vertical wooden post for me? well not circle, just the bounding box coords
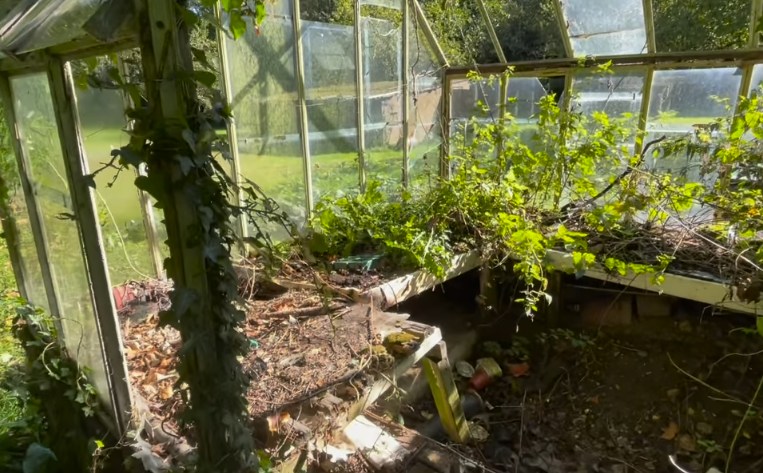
[215,4,249,250]
[48,57,132,433]
[440,71,451,179]
[0,75,64,327]
[642,0,656,53]
[552,0,574,57]
[354,0,367,191]
[134,0,253,469]
[402,0,411,188]
[633,67,654,157]
[292,0,314,216]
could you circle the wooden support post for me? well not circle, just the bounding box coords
[354,0,367,191]
[422,341,470,443]
[215,4,249,251]
[478,264,498,317]
[402,0,411,188]
[475,0,507,64]
[134,0,253,468]
[642,0,656,53]
[552,0,574,57]
[48,56,132,433]
[292,0,314,216]
[545,271,563,326]
[0,75,64,328]
[633,67,654,157]
[440,72,451,179]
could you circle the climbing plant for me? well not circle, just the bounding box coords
[82,1,283,471]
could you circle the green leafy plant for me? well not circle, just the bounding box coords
[307,71,763,322]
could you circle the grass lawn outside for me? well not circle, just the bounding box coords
[0,240,23,430]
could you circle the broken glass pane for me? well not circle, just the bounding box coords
[561,0,647,56]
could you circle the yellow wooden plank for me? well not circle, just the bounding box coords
[422,357,469,443]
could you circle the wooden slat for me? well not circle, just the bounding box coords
[546,250,763,315]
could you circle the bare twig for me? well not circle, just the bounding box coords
[726,373,763,473]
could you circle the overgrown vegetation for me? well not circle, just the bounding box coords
[307,72,763,321]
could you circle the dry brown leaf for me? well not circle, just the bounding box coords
[661,421,679,440]
[159,384,174,401]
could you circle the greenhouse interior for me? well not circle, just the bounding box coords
[2,0,763,472]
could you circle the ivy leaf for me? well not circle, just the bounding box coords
[112,147,143,169]
[176,3,199,28]
[135,174,166,203]
[221,0,244,10]
[177,156,194,176]
[23,443,57,473]
[173,288,199,318]
[191,47,214,71]
[193,70,217,88]
[181,129,196,152]
[254,0,267,24]
[229,11,247,40]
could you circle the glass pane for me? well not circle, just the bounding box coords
[226,1,307,233]
[301,12,359,201]
[645,68,742,216]
[561,0,647,56]
[571,72,645,196]
[10,73,112,410]
[362,10,403,193]
[507,77,553,152]
[72,58,156,285]
[0,136,47,308]
[654,0,752,52]
[408,20,443,193]
[572,72,644,135]
[647,68,742,140]
[0,0,107,55]
[750,64,763,95]
[449,77,501,152]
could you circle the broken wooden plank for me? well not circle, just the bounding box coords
[365,251,481,309]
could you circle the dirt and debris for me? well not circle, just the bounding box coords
[402,301,763,473]
[117,259,425,467]
[566,216,762,294]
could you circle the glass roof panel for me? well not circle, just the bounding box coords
[0,0,106,55]
[561,0,647,56]
[653,0,752,52]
